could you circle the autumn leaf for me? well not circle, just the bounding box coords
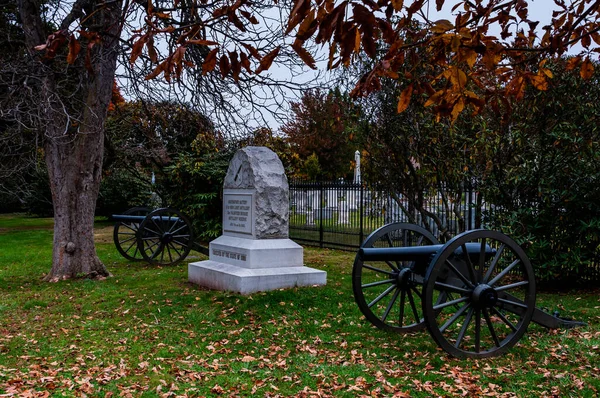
[580,58,594,79]
[529,72,549,90]
[431,19,454,33]
[66,35,81,65]
[391,0,403,11]
[566,56,581,71]
[292,41,317,69]
[147,35,158,63]
[397,84,413,113]
[219,54,230,78]
[186,39,219,46]
[450,97,465,121]
[130,34,147,64]
[202,48,219,75]
[255,47,280,74]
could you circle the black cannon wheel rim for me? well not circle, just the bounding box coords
[113,207,152,261]
[137,208,194,266]
[353,222,439,333]
[423,230,536,358]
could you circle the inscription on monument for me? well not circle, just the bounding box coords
[212,248,247,262]
[223,193,253,235]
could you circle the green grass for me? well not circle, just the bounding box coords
[0,214,599,396]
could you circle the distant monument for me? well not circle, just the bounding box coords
[188,146,326,294]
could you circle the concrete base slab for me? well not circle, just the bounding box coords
[188,260,327,295]
[209,235,303,269]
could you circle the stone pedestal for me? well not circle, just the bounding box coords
[188,146,326,294]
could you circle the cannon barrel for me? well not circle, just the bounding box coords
[358,242,495,262]
[112,214,182,222]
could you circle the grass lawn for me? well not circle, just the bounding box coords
[0,213,599,397]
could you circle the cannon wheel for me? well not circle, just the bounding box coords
[113,207,152,261]
[423,230,536,358]
[137,208,194,266]
[353,223,440,333]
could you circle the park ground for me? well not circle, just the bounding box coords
[0,213,599,397]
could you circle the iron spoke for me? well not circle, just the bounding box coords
[495,280,529,292]
[491,307,517,331]
[151,217,165,235]
[483,244,505,283]
[497,297,528,310]
[488,259,521,287]
[407,288,420,324]
[122,224,138,233]
[362,279,396,288]
[455,307,474,348]
[141,226,162,237]
[475,308,481,353]
[434,281,470,295]
[439,302,471,333]
[478,238,486,282]
[433,295,469,311]
[368,284,396,308]
[381,288,401,322]
[119,236,137,244]
[171,238,191,248]
[483,308,501,347]
[385,261,399,272]
[363,264,394,276]
[399,289,406,327]
[168,242,183,258]
[170,222,188,235]
[124,239,137,254]
[461,243,477,283]
[445,260,475,288]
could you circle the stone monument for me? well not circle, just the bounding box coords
[188,146,326,294]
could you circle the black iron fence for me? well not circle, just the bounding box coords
[289,179,489,250]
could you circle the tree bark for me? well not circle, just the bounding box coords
[18,0,123,280]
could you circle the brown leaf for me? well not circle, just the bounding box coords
[580,58,595,79]
[187,39,219,46]
[529,72,548,90]
[130,35,147,64]
[219,54,230,78]
[240,10,259,24]
[397,84,413,113]
[145,61,166,80]
[296,9,317,41]
[255,47,280,74]
[565,56,581,71]
[66,35,81,64]
[147,35,158,63]
[391,0,403,12]
[230,51,241,81]
[202,48,219,75]
[241,43,262,60]
[240,52,252,72]
[431,19,454,33]
[292,41,316,69]
[286,0,309,34]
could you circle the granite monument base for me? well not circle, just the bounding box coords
[188,237,326,294]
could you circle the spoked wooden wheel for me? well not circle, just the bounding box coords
[423,230,536,358]
[353,223,440,333]
[137,208,194,266]
[113,207,152,261]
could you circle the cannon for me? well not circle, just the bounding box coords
[353,223,585,358]
[112,207,208,266]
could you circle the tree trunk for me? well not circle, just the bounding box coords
[18,0,123,281]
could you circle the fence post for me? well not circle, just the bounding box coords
[359,182,364,246]
[319,181,324,248]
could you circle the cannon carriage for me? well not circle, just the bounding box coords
[112,207,207,266]
[353,222,584,358]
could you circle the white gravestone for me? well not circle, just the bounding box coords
[188,146,326,294]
